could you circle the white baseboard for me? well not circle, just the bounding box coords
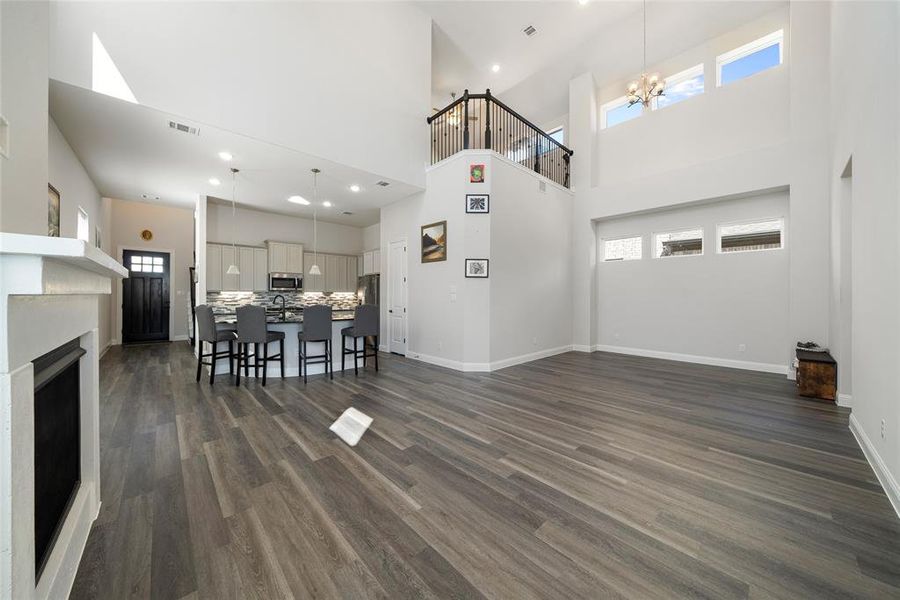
[837,393,852,408]
[592,344,789,375]
[409,345,573,373]
[171,334,189,342]
[849,414,900,519]
[571,344,592,353]
[99,343,111,359]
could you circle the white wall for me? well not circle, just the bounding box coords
[206,203,365,256]
[362,223,380,252]
[595,191,790,371]
[48,117,112,350]
[489,157,572,363]
[828,0,900,508]
[110,199,194,342]
[49,1,432,188]
[0,1,49,235]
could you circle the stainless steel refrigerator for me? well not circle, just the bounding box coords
[357,274,379,306]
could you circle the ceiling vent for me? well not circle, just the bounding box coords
[375,180,390,187]
[168,120,199,136]
[141,193,160,201]
[342,211,354,215]
[523,25,537,37]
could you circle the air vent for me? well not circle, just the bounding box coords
[141,193,160,201]
[375,180,390,187]
[523,25,537,37]
[168,120,199,136]
[342,211,354,215]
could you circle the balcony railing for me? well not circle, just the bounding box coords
[427,89,574,189]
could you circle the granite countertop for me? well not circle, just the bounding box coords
[214,309,356,324]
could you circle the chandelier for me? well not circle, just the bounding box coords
[627,0,664,107]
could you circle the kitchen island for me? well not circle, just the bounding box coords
[209,309,362,378]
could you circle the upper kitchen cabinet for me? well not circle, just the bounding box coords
[362,249,381,275]
[304,253,324,292]
[303,253,358,292]
[267,241,303,273]
[206,242,269,291]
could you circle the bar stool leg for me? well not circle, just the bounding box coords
[210,341,217,384]
[229,340,234,375]
[280,339,285,379]
[328,340,333,380]
[341,336,346,372]
[375,336,379,372]
[262,342,268,386]
[353,336,359,376]
[196,341,204,382]
[244,343,250,380]
[235,343,241,386]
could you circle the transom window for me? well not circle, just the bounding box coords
[717,30,783,87]
[718,218,784,253]
[76,207,89,243]
[653,228,703,258]
[602,236,643,261]
[129,255,164,273]
[600,96,642,129]
[654,64,704,110]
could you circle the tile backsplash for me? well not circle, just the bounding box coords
[206,291,360,313]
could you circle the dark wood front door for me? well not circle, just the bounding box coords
[122,250,170,344]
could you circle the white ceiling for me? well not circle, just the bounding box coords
[424,0,641,105]
[49,80,421,227]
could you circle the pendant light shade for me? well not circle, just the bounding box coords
[227,167,240,276]
[309,168,321,277]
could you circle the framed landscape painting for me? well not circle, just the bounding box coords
[465,258,489,278]
[466,194,489,214]
[48,184,60,237]
[421,220,447,263]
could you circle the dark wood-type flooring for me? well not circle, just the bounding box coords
[70,343,900,599]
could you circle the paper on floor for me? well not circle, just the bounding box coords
[329,407,373,447]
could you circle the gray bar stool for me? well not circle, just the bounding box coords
[234,305,285,386]
[341,304,379,375]
[195,305,236,384]
[298,304,333,384]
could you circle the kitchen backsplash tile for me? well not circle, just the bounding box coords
[206,291,360,313]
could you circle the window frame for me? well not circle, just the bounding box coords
[76,207,90,243]
[716,29,784,87]
[600,95,643,130]
[600,234,644,263]
[652,64,704,110]
[716,217,785,255]
[652,227,705,259]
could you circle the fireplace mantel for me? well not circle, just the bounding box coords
[0,233,126,600]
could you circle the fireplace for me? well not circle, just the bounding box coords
[32,339,85,581]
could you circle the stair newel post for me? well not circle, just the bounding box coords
[563,151,571,189]
[484,88,492,150]
[462,89,470,150]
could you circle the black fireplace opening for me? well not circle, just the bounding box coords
[32,338,85,581]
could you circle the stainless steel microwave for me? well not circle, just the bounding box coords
[268,273,302,291]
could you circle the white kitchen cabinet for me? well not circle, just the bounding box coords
[288,244,304,273]
[221,245,239,291]
[304,253,323,292]
[363,251,373,275]
[253,248,268,291]
[239,246,255,291]
[346,256,358,291]
[324,255,341,292]
[357,255,364,277]
[206,243,223,291]
[372,249,381,274]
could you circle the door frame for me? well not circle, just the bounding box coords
[387,236,408,356]
[117,245,177,344]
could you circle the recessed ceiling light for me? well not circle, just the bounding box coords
[491,64,500,73]
[287,195,310,205]
[322,201,332,208]
[208,177,220,186]
[218,151,233,161]
[349,184,360,193]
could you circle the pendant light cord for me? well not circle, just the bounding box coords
[643,0,647,75]
[231,168,238,255]
[313,170,319,266]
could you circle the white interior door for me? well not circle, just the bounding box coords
[388,239,407,355]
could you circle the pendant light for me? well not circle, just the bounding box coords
[225,167,240,276]
[626,0,665,107]
[308,168,322,276]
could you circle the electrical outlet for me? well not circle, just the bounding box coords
[882,419,886,439]
[738,344,746,353]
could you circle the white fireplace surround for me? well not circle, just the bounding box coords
[0,233,126,600]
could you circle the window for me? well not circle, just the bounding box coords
[91,32,137,104]
[717,30,783,87]
[653,64,704,110]
[129,255,164,273]
[602,236,643,261]
[538,127,565,154]
[601,96,642,129]
[547,127,564,146]
[76,208,90,242]
[718,218,783,253]
[653,228,703,258]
